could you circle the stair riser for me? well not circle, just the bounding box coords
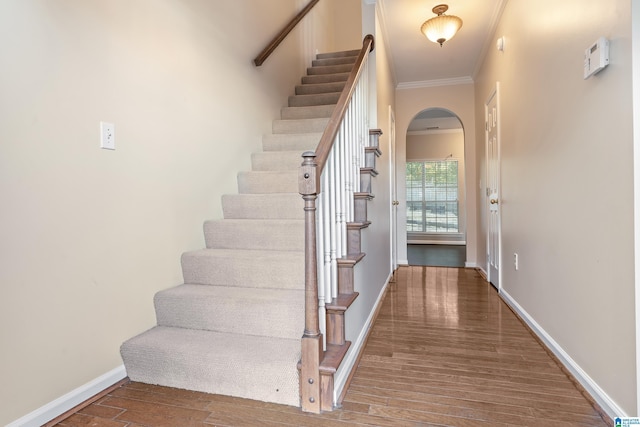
[347,228,362,256]
[365,147,381,169]
[316,49,360,60]
[155,285,304,340]
[121,327,301,407]
[325,293,358,347]
[326,311,346,345]
[204,219,304,251]
[262,133,321,152]
[281,105,334,120]
[222,194,304,219]
[302,73,350,85]
[307,64,353,75]
[251,151,306,171]
[360,168,378,194]
[295,82,345,95]
[288,93,341,107]
[181,249,304,289]
[353,194,373,223]
[273,118,330,134]
[312,57,357,67]
[337,260,357,295]
[238,171,298,193]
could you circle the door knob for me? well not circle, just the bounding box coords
[490,198,499,205]
[392,201,399,206]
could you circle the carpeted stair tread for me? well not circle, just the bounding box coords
[262,133,322,151]
[306,63,353,75]
[120,326,300,406]
[302,72,350,85]
[251,151,309,171]
[272,117,330,134]
[238,170,298,193]
[288,92,341,107]
[155,284,304,339]
[121,47,361,409]
[316,49,360,59]
[280,105,335,120]
[312,56,358,67]
[295,81,346,95]
[181,248,303,289]
[222,193,303,219]
[204,219,304,251]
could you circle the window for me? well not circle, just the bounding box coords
[406,160,459,233]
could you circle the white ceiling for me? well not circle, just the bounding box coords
[377,0,506,87]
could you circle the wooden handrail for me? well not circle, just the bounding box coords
[314,34,375,172]
[254,0,320,66]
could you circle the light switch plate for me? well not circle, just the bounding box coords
[100,122,115,150]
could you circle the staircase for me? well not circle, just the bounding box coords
[120,48,375,408]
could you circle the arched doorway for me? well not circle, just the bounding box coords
[405,108,466,267]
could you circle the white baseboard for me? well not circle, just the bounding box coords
[333,272,391,403]
[476,266,488,280]
[408,240,466,245]
[500,290,622,422]
[464,261,479,269]
[397,259,409,266]
[7,365,127,427]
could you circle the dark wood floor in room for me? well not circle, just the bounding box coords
[54,266,610,426]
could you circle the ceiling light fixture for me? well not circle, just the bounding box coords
[420,4,463,47]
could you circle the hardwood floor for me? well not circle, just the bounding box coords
[54,266,610,426]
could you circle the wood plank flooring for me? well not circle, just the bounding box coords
[54,266,610,426]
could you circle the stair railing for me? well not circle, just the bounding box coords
[254,0,320,66]
[298,34,375,413]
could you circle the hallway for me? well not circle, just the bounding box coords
[407,244,466,268]
[343,266,608,425]
[54,266,609,426]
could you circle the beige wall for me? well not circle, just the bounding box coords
[406,131,464,161]
[396,84,478,266]
[0,1,353,424]
[406,131,466,238]
[474,0,636,415]
[330,0,363,52]
[298,0,362,67]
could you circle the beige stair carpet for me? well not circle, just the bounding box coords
[120,49,358,407]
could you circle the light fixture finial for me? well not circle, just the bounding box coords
[420,3,463,47]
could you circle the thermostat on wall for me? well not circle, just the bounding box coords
[583,37,609,79]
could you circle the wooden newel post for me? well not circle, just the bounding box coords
[299,151,323,413]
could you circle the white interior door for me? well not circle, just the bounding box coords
[486,86,501,288]
[389,105,398,272]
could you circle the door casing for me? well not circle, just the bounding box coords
[485,84,501,289]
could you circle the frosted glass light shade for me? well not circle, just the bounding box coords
[421,13,463,46]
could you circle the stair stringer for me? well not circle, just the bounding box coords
[314,129,383,412]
